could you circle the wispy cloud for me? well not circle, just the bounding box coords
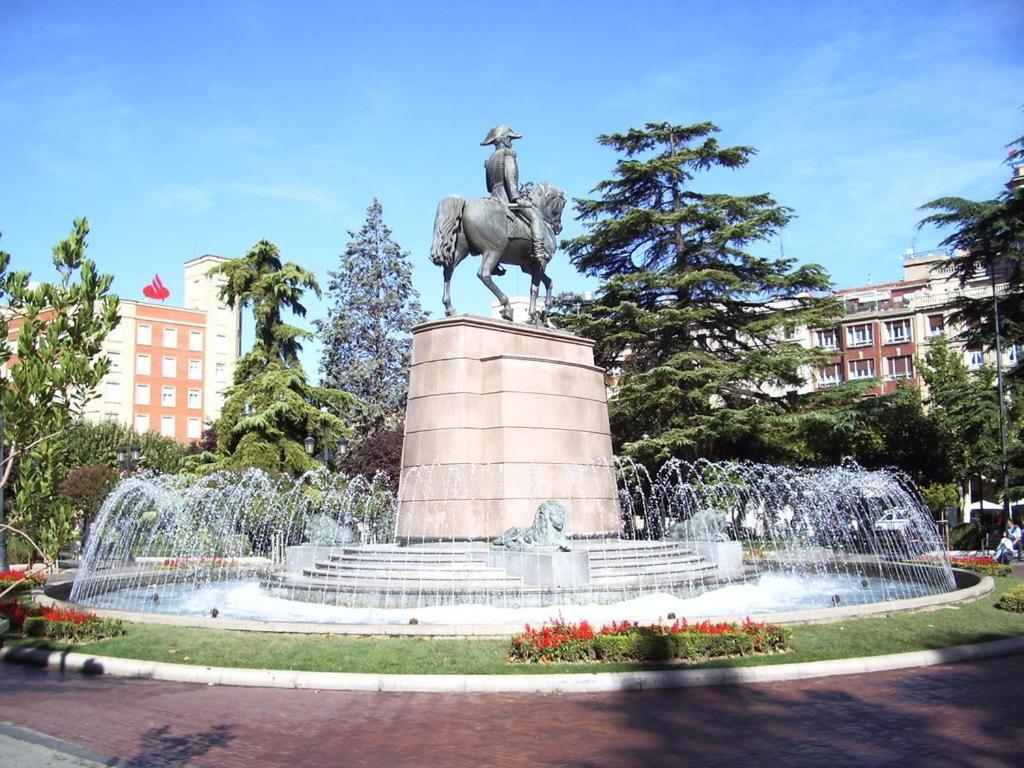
[150,184,214,213]
[225,181,343,213]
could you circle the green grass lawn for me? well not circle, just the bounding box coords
[5,577,1024,675]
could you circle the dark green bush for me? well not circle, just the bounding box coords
[949,523,981,551]
[997,585,1024,613]
[22,616,47,637]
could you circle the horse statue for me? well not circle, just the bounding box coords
[429,182,565,324]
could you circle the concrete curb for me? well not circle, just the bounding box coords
[3,635,1023,694]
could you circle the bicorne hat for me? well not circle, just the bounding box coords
[480,125,523,146]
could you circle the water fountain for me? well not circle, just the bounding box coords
[62,126,963,628]
[65,458,958,626]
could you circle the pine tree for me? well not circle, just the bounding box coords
[206,240,355,475]
[555,121,844,465]
[918,135,1024,380]
[316,199,426,426]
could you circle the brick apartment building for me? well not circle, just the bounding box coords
[5,255,242,443]
[793,249,1016,397]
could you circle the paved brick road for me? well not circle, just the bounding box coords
[0,654,1019,768]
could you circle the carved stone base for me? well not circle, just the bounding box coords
[397,315,620,540]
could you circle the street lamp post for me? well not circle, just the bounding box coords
[116,443,142,474]
[0,412,6,571]
[991,266,1011,524]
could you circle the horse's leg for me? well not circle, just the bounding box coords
[528,265,542,326]
[442,263,455,317]
[478,250,512,320]
[540,271,553,323]
[443,236,470,317]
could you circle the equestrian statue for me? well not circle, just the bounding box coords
[430,125,565,324]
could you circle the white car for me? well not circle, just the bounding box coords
[873,510,911,532]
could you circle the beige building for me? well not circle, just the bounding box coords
[798,249,1016,397]
[50,256,241,443]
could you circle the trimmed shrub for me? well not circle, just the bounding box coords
[997,585,1024,613]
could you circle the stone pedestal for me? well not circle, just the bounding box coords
[397,315,620,540]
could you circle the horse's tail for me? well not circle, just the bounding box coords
[431,195,464,268]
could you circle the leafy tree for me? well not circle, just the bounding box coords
[316,199,426,426]
[204,240,357,475]
[0,219,120,564]
[918,135,1024,380]
[919,335,1006,501]
[58,464,118,546]
[59,420,188,475]
[553,121,844,465]
[339,424,405,492]
[796,383,951,487]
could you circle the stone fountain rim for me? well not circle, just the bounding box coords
[40,567,988,638]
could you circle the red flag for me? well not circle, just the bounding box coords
[143,274,170,301]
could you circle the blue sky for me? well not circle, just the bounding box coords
[2,0,1021,379]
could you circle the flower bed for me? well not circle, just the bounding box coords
[509,618,791,664]
[913,555,1012,577]
[0,600,124,642]
[997,584,1024,613]
[0,569,45,596]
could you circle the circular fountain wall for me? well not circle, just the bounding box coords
[66,459,959,627]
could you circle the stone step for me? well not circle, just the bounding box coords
[280,576,525,591]
[590,560,718,578]
[319,558,489,571]
[304,566,514,581]
[587,553,706,570]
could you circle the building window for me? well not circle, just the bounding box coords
[137,324,152,345]
[816,329,839,350]
[137,354,151,376]
[108,351,121,371]
[215,362,226,380]
[886,355,915,380]
[104,413,118,423]
[216,334,228,354]
[188,388,201,409]
[135,414,150,433]
[928,314,945,336]
[188,359,201,380]
[883,318,912,344]
[136,383,150,406]
[818,363,842,387]
[163,327,177,348]
[967,349,985,370]
[846,324,873,348]
[105,381,121,402]
[162,356,176,378]
[1006,345,1021,366]
[187,417,202,439]
[161,386,176,407]
[849,358,876,380]
[189,330,203,351]
[160,415,175,438]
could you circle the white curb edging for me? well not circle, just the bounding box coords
[3,635,1023,694]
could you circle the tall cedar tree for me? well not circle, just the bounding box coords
[316,200,426,426]
[557,122,844,465]
[917,136,1024,380]
[209,241,355,475]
